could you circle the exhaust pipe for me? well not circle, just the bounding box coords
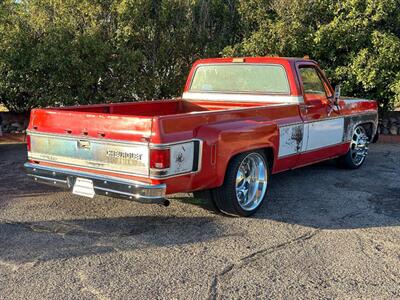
[134,197,170,207]
[161,199,170,207]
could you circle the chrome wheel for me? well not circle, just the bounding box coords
[235,153,268,211]
[350,126,369,166]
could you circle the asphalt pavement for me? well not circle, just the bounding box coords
[0,143,399,299]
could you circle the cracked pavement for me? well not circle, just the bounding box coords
[0,143,399,299]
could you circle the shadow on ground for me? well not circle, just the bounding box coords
[0,215,223,263]
[179,153,400,230]
[0,144,62,200]
[259,160,400,229]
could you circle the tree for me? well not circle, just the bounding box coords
[224,0,400,110]
[1,0,399,111]
[0,0,122,111]
[0,0,240,112]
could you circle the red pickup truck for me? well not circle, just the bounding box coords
[25,57,378,216]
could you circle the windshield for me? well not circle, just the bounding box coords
[189,64,290,94]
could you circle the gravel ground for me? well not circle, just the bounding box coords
[0,143,399,299]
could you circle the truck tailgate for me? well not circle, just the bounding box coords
[28,109,152,176]
[29,108,152,140]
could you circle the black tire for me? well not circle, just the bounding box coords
[338,125,369,169]
[337,152,361,169]
[210,150,269,217]
[372,131,379,143]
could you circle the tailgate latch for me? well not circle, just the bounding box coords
[77,140,91,150]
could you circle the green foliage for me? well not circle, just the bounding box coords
[224,0,400,110]
[0,0,128,111]
[0,0,399,111]
[0,0,240,111]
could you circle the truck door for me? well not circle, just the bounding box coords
[297,63,344,165]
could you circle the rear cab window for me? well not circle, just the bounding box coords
[189,64,290,95]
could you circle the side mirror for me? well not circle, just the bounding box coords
[333,85,341,105]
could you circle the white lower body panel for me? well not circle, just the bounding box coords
[278,117,345,158]
[305,118,344,151]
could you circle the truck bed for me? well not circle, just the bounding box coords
[28,99,296,141]
[27,98,298,180]
[28,99,286,141]
[57,99,268,116]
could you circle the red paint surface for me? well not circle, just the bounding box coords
[27,57,378,195]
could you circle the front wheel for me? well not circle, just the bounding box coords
[338,125,369,169]
[211,151,269,217]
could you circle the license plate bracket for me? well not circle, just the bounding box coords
[72,177,95,198]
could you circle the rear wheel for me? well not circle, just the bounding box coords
[211,151,269,217]
[338,125,369,169]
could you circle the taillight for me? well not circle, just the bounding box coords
[26,134,31,152]
[150,148,170,169]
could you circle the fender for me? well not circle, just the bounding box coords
[340,97,379,141]
[343,113,378,142]
[196,118,279,187]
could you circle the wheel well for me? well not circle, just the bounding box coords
[359,122,374,140]
[263,147,275,172]
[218,147,275,190]
[226,147,275,173]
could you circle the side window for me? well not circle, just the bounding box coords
[299,67,327,96]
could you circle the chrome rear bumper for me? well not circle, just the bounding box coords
[24,163,166,200]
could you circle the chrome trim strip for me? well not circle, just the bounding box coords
[277,112,378,128]
[182,102,299,112]
[28,174,68,184]
[278,122,304,128]
[182,92,303,103]
[149,138,202,148]
[28,153,149,177]
[93,186,158,200]
[25,163,156,186]
[342,97,376,103]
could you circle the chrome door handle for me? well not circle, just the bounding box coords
[300,104,317,112]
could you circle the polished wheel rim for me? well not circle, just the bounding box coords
[350,126,369,166]
[235,153,268,211]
